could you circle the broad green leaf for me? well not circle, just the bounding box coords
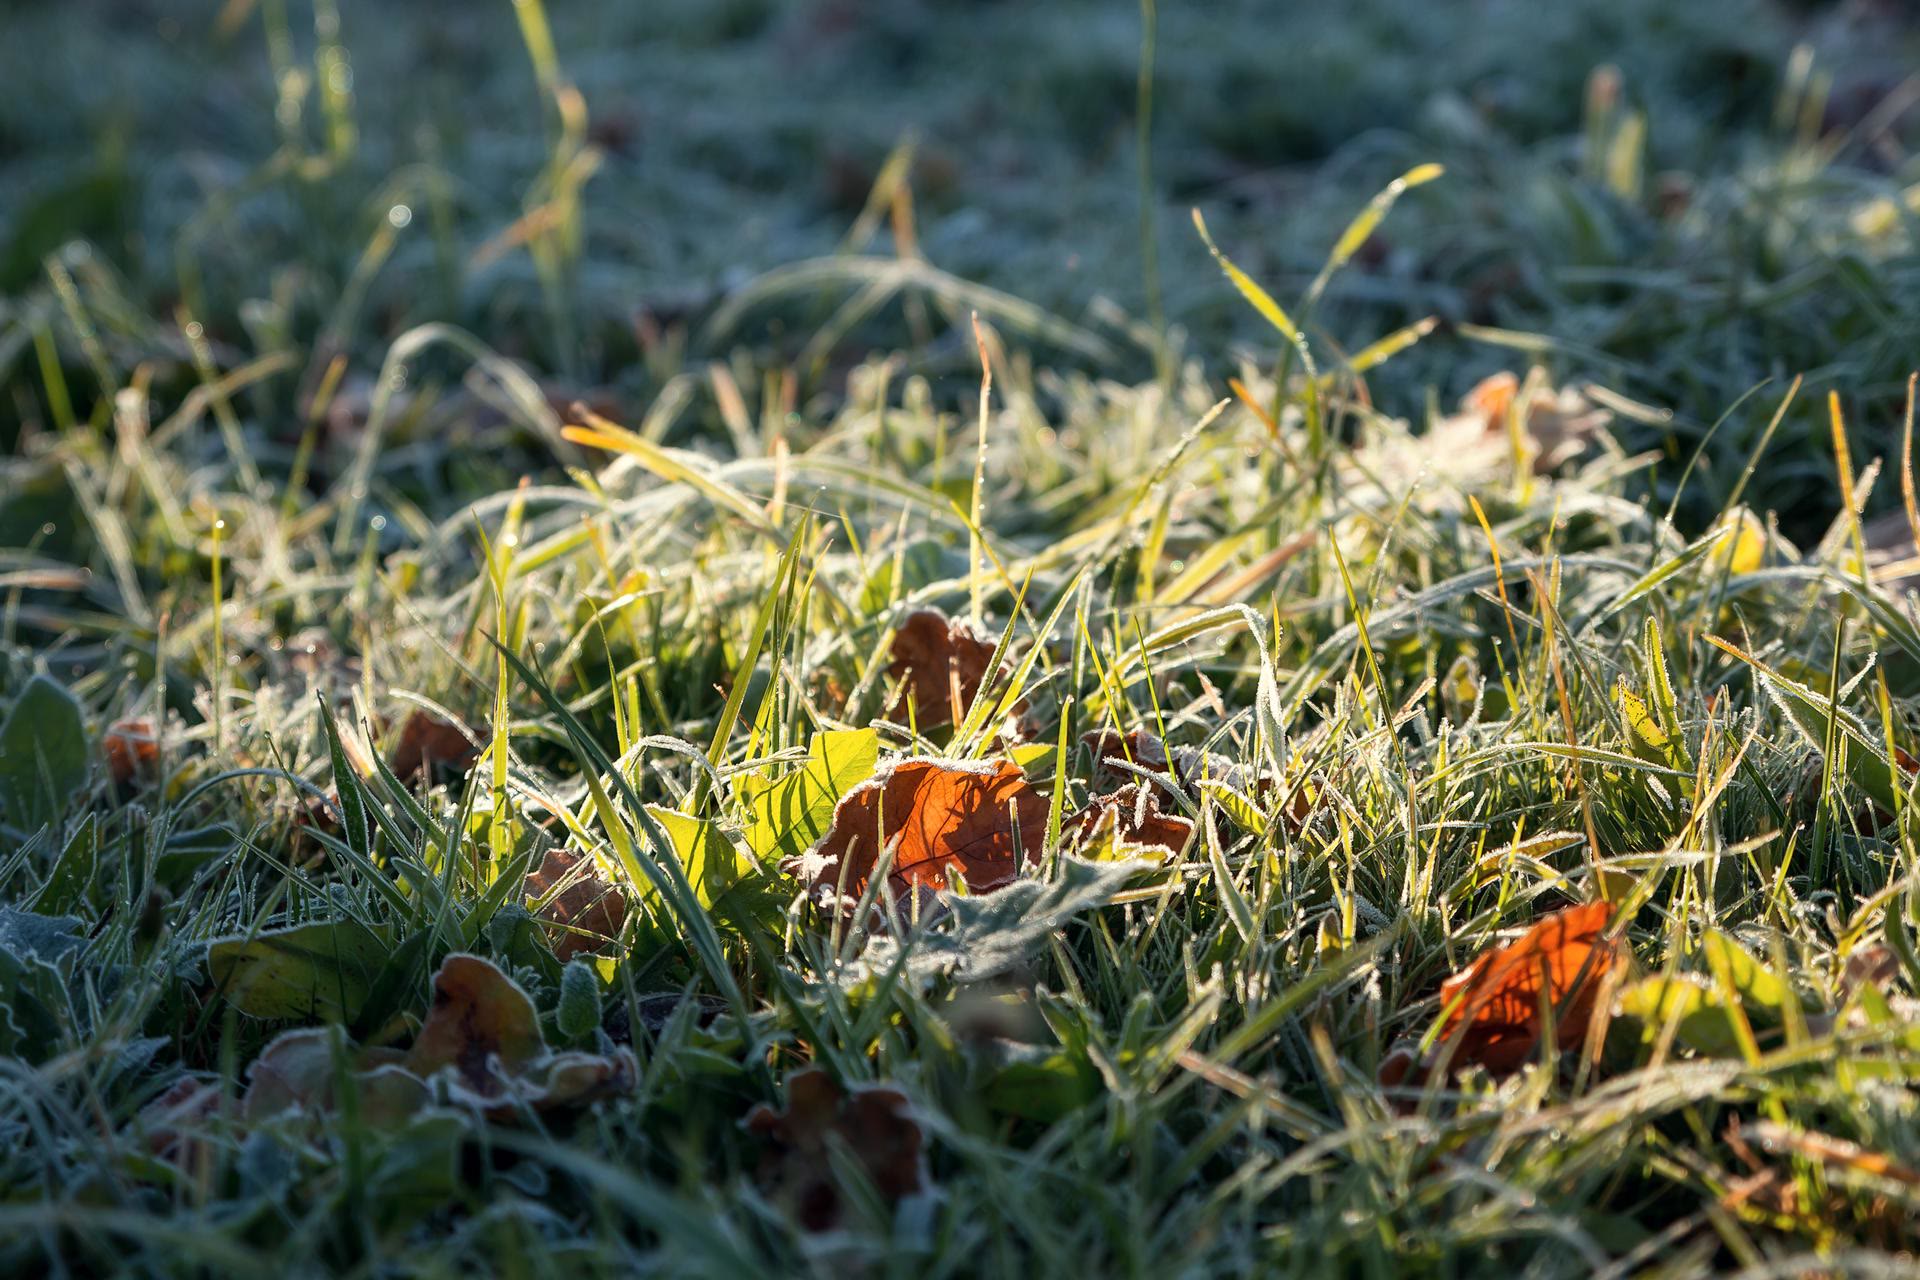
[1616,974,1746,1058]
[1700,929,1795,1015]
[644,806,747,907]
[29,815,97,913]
[0,674,88,829]
[743,729,878,864]
[209,919,390,1023]
[980,1043,1100,1122]
[0,947,73,1062]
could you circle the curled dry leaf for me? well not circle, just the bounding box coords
[526,847,628,960]
[388,709,481,783]
[406,953,637,1113]
[104,718,160,787]
[233,955,635,1131]
[1461,370,1610,474]
[1085,728,1309,830]
[406,954,545,1092]
[1067,783,1193,855]
[1385,901,1624,1084]
[136,1077,225,1168]
[244,1027,428,1127]
[788,757,1048,914]
[1084,729,1262,799]
[887,608,1021,730]
[745,1067,928,1232]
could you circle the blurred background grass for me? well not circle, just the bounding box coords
[7,0,1920,525]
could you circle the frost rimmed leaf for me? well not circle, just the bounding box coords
[791,756,1048,917]
[404,954,636,1114]
[887,608,1021,731]
[1066,783,1193,858]
[207,919,391,1023]
[842,856,1137,988]
[0,674,89,829]
[242,955,635,1128]
[745,1067,929,1232]
[0,906,84,1061]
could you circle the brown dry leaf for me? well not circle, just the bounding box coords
[790,757,1048,913]
[136,1077,225,1168]
[1084,729,1240,794]
[1431,900,1623,1075]
[526,847,628,960]
[1083,729,1287,819]
[1460,370,1610,474]
[227,958,634,1137]
[104,718,160,787]
[388,709,481,783]
[1067,783,1193,855]
[404,953,636,1114]
[745,1067,927,1232]
[405,954,546,1097]
[887,608,1012,730]
[243,1028,428,1127]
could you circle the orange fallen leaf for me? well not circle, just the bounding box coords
[526,847,628,960]
[1432,900,1623,1075]
[388,709,480,783]
[1460,370,1609,474]
[1067,783,1193,854]
[104,718,160,787]
[1464,371,1519,434]
[745,1067,927,1232]
[790,757,1048,913]
[888,608,1010,729]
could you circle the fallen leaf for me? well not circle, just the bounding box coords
[789,757,1048,914]
[243,1027,428,1126]
[1431,901,1623,1076]
[1461,370,1610,473]
[388,709,480,783]
[405,954,545,1097]
[404,953,636,1113]
[1464,370,1519,434]
[136,1077,225,1168]
[103,718,160,787]
[888,608,1011,729]
[1084,728,1303,832]
[1084,729,1263,799]
[1067,783,1193,855]
[526,847,627,961]
[745,1067,927,1231]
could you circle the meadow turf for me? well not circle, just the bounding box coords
[8,1,1920,1275]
